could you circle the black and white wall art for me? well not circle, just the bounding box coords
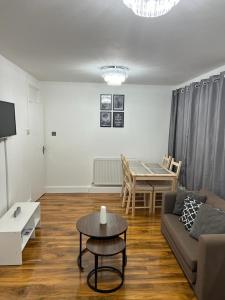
[100,94,112,110]
[113,112,124,128]
[113,94,124,111]
[100,94,125,128]
[100,111,112,127]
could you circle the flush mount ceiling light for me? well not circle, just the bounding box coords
[123,0,180,18]
[101,66,129,86]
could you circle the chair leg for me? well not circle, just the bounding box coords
[144,193,147,207]
[153,192,156,214]
[122,186,128,208]
[120,180,125,197]
[125,190,131,215]
[132,192,135,217]
[149,193,153,215]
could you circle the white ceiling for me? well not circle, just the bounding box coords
[0,0,225,85]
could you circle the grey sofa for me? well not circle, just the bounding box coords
[161,191,225,300]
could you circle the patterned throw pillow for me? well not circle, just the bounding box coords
[179,197,203,231]
[173,191,207,216]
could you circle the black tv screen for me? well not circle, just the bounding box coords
[0,100,17,138]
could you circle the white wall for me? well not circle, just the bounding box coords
[42,82,172,192]
[0,54,43,216]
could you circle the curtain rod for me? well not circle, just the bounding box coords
[174,72,224,93]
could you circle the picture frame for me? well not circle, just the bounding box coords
[100,111,112,127]
[113,94,124,111]
[100,94,112,110]
[113,112,124,128]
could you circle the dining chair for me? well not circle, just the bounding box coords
[151,159,182,214]
[121,159,130,208]
[162,154,172,169]
[120,154,127,198]
[121,155,129,193]
[123,163,154,217]
[169,158,182,175]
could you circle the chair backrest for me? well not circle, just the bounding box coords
[121,154,128,168]
[121,154,125,172]
[124,163,133,186]
[121,154,129,179]
[162,155,172,169]
[169,158,182,178]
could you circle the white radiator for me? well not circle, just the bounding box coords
[93,158,122,186]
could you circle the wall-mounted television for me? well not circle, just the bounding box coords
[0,100,17,139]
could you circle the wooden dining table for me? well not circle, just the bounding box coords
[129,160,177,189]
[128,160,177,215]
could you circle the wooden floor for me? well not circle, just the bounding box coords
[0,194,197,300]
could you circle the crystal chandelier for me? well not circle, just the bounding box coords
[123,0,180,18]
[101,66,129,86]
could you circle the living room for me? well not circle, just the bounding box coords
[0,1,225,299]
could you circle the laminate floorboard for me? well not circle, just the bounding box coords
[0,193,196,300]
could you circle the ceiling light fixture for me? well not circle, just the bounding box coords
[101,66,129,86]
[123,0,180,18]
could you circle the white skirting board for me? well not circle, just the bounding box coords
[45,185,121,193]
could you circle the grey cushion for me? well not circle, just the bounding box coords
[173,191,207,216]
[201,190,225,211]
[190,204,225,240]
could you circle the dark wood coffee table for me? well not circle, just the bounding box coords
[76,212,128,271]
[86,237,126,293]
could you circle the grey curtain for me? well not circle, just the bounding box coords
[168,73,225,198]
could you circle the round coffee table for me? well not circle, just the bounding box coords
[86,237,126,293]
[76,212,128,271]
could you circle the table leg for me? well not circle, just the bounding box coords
[95,255,98,289]
[124,231,127,266]
[77,232,85,272]
[172,178,177,192]
[122,249,126,280]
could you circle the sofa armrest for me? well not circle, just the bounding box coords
[162,192,176,214]
[195,234,225,300]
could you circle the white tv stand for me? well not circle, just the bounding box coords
[0,202,40,265]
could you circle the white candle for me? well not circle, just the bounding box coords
[100,206,107,224]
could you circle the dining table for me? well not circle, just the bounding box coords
[128,160,177,215]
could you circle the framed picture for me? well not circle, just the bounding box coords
[113,112,124,128]
[100,94,112,110]
[113,94,124,111]
[100,111,112,127]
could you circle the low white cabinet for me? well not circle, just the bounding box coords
[0,202,40,265]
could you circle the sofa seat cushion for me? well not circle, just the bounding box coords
[162,214,198,271]
[161,222,197,284]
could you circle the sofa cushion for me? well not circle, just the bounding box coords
[200,190,225,211]
[173,191,207,216]
[180,198,203,231]
[161,222,197,284]
[190,204,225,240]
[162,213,198,272]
